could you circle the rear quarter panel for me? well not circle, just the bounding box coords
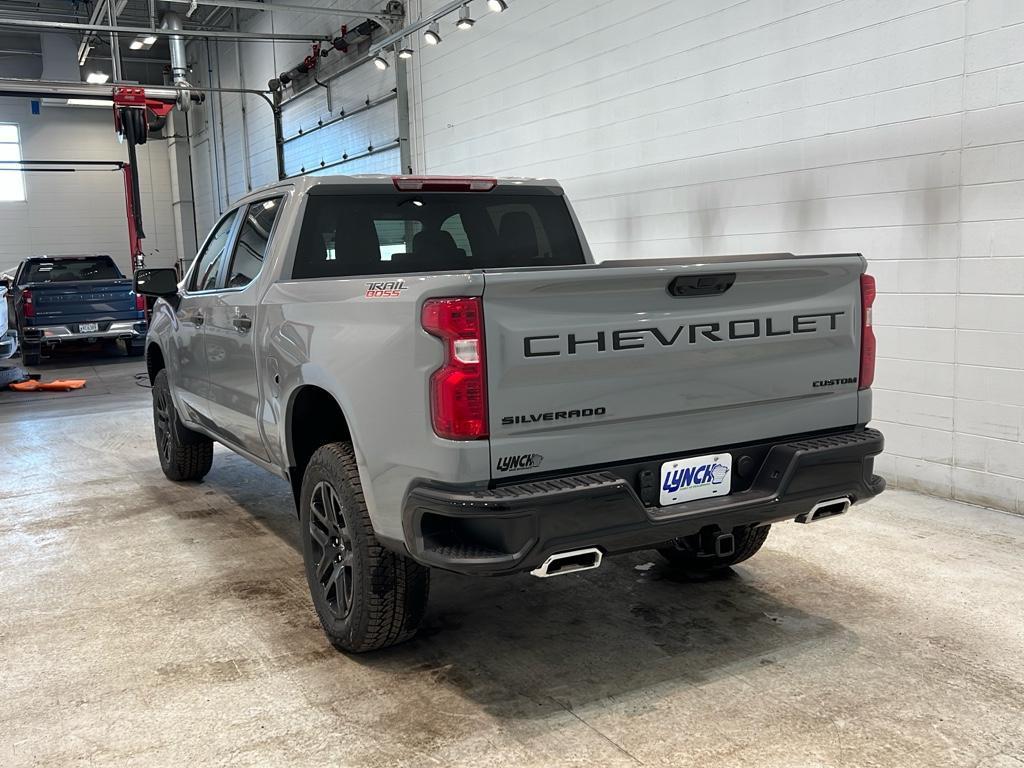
[258,273,492,541]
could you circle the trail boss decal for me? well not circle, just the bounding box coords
[496,453,543,472]
[364,279,407,298]
[523,312,845,357]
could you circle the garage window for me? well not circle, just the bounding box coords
[0,124,26,202]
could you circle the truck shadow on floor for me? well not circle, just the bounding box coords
[199,453,851,719]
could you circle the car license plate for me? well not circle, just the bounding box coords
[659,452,732,505]
[79,322,99,333]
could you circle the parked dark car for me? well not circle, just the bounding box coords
[9,255,147,365]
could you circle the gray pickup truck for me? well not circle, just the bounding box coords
[135,174,885,653]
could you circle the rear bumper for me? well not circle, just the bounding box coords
[23,320,146,344]
[401,427,885,576]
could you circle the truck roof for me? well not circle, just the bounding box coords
[230,174,565,208]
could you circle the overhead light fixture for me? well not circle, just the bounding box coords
[397,41,414,59]
[129,34,157,51]
[66,98,114,107]
[372,53,390,71]
[488,0,508,12]
[423,21,441,45]
[456,5,475,29]
[85,71,109,84]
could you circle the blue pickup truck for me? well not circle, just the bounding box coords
[7,255,147,366]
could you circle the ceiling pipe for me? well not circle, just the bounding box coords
[0,17,329,43]
[0,76,189,102]
[160,0,402,22]
[161,10,191,88]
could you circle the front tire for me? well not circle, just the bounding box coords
[658,524,771,571]
[300,442,429,653]
[152,369,213,481]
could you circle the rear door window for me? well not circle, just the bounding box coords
[292,192,585,279]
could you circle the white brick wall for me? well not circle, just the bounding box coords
[0,97,178,275]
[406,0,1024,514]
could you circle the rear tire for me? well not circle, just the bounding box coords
[658,524,770,571]
[300,442,429,653]
[152,368,213,481]
[123,338,145,357]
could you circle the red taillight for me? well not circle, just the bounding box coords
[421,297,488,440]
[859,273,876,390]
[393,175,497,192]
[21,289,34,318]
[135,292,146,311]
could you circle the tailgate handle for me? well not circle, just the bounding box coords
[667,273,736,297]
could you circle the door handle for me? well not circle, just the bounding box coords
[232,313,252,333]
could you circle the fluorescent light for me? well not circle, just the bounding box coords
[85,72,109,84]
[129,39,144,50]
[66,99,114,107]
[488,0,508,12]
[372,53,390,71]
[423,21,441,45]
[143,35,157,45]
[456,5,475,29]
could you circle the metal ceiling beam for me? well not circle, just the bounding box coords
[161,0,402,22]
[0,16,329,42]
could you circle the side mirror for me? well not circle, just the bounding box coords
[134,268,179,298]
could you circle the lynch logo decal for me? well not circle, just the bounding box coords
[523,312,845,357]
[496,453,543,472]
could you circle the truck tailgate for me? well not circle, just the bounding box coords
[27,279,138,324]
[482,254,865,478]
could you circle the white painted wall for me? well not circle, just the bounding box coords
[0,97,179,276]
[182,0,1024,513]
[405,0,1024,514]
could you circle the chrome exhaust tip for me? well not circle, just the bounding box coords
[795,497,852,524]
[530,547,603,578]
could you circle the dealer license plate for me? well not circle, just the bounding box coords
[659,452,732,506]
[79,323,99,333]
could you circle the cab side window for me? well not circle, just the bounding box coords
[225,198,284,289]
[189,209,240,292]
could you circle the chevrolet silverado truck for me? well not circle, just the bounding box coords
[10,255,147,365]
[135,175,885,653]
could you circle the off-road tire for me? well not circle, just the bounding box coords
[658,524,771,571]
[124,339,145,356]
[300,442,429,653]
[22,344,40,366]
[152,368,213,481]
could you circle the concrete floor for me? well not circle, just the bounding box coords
[2,354,1023,767]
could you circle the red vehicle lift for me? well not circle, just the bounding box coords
[113,87,176,273]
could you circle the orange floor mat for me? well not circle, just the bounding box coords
[8,379,87,392]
